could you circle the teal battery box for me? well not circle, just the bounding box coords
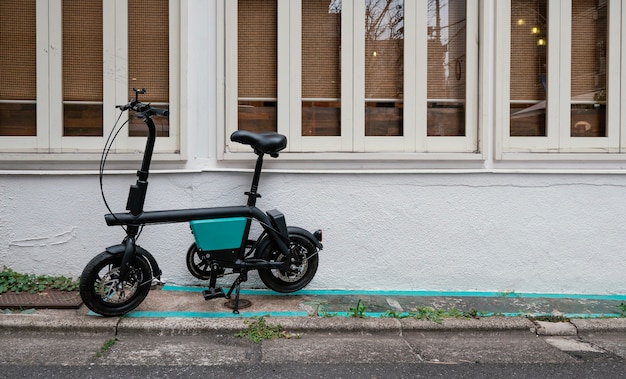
[190,217,247,251]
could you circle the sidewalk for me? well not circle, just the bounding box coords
[2,284,626,335]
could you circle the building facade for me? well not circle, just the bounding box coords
[1,0,625,295]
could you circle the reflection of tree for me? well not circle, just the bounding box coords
[365,0,404,99]
[365,0,404,41]
[328,0,341,14]
[428,0,466,98]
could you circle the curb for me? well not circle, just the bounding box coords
[1,314,535,336]
[0,314,118,334]
[571,317,626,332]
[3,313,626,336]
[116,316,539,335]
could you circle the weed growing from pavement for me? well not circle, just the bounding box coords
[411,306,452,324]
[526,315,570,323]
[349,299,481,323]
[95,337,119,358]
[0,266,78,294]
[618,303,626,317]
[235,316,300,343]
[382,309,409,319]
[349,299,367,318]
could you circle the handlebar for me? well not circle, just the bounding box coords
[116,102,169,118]
[115,89,167,184]
[116,88,169,118]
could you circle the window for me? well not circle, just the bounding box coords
[221,0,479,156]
[0,0,179,155]
[496,0,622,157]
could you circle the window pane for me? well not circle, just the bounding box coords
[365,0,404,137]
[302,0,342,137]
[0,0,36,136]
[427,0,466,137]
[570,0,606,138]
[509,0,547,137]
[237,0,277,133]
[128,0,170,137]
[63,0,103,137]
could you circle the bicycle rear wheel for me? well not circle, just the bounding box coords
[257,234,319,293]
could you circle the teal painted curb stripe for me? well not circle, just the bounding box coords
[162,284,626,301]
[125,310,309,318]
[87,310,308,318]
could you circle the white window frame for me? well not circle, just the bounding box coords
[0,0,181,157]
[495,0,622,159]
[219,0,480,160]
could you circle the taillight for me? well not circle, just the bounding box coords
[314,229,322,242]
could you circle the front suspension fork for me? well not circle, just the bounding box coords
[118,226,140,283]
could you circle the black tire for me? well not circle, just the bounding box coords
[185,243,213,280]
[257,234,319,293]
[79,252,152,317]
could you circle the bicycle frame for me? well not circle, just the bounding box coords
[80,89,322,316]
[107,103,295,285]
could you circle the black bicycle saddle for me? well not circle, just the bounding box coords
[230,130,287,157]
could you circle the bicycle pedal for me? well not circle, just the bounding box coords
[203,287,226,300]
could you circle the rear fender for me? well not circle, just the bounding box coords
[254,226,323,259]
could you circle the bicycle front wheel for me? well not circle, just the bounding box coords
[79,252,152,317]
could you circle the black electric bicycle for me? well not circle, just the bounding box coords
[79,89,323,316]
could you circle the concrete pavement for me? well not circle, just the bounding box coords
[1,284,626,337]
[2,284,626,369]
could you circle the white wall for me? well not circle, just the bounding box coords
[2,171,626,295]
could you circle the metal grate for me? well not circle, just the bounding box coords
[0,291,82,309]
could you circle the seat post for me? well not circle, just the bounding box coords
[246,152,265,206]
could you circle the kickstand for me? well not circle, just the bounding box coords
[226,270,248,314]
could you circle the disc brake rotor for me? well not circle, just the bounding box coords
[271,244,309,282]
[98,266,139,303]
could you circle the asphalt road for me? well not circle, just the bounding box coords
[2,362,626,379]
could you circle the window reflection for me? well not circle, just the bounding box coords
[570,0,606,138]
[237,0,277,133]
[365,0,404,137]
[427,0,466,137]
[302,0,342,137]
[509,0,547,137]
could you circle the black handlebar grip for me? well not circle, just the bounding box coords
[153,108,169,117]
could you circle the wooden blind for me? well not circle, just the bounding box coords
[302,0,341,99]
[128,0,169,103]
[428,0,466,100]
[0,0,37,136]
[63,0,103,102]
[0,0,37,101]
[510,0,547,101]
[571,0,606,99]
[364,0,404,99]
[238,0,277,99]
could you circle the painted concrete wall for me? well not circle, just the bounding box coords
[2,172,626,295]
